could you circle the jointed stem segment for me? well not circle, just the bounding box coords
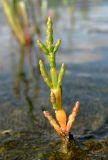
[57,63,65,88]
[46,17,53,51]
[39,60,52,88]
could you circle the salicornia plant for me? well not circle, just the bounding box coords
[37,17,80,153]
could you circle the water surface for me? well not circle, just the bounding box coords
[0,0,108,159]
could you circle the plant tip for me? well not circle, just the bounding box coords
[76,101,80,106]
[74,101,80,113]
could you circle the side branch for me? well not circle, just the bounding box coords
[66,101,80,133]
[39,60,52,88]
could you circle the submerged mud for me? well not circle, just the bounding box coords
[0,130,108,160]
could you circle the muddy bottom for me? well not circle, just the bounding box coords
[0,130,108,160]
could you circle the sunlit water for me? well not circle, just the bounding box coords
[0,0,108,159]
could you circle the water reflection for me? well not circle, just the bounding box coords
[21,72,37,124]
[2,0,43,94]
[14,45,41,95]
[15,70,41,126]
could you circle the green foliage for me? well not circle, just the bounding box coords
[37,17,65,110]
[37,17,65,90]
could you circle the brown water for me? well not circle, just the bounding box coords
[0,0,108,159]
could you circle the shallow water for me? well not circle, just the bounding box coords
[0,0,108,159]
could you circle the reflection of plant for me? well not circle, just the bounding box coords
[21,73,37,123]
[37,17,80,153]
[2,0,41,94]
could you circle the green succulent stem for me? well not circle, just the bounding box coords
[39,60,52,88]
[53,39,61,54]
[37,40,48,55]
[51,88,62,110]
[47,54,57,88]
[37,17,65,110]
[57,63,65,88]
[46,17,53,51]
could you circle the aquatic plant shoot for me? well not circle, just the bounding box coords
[37,17,80,153]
